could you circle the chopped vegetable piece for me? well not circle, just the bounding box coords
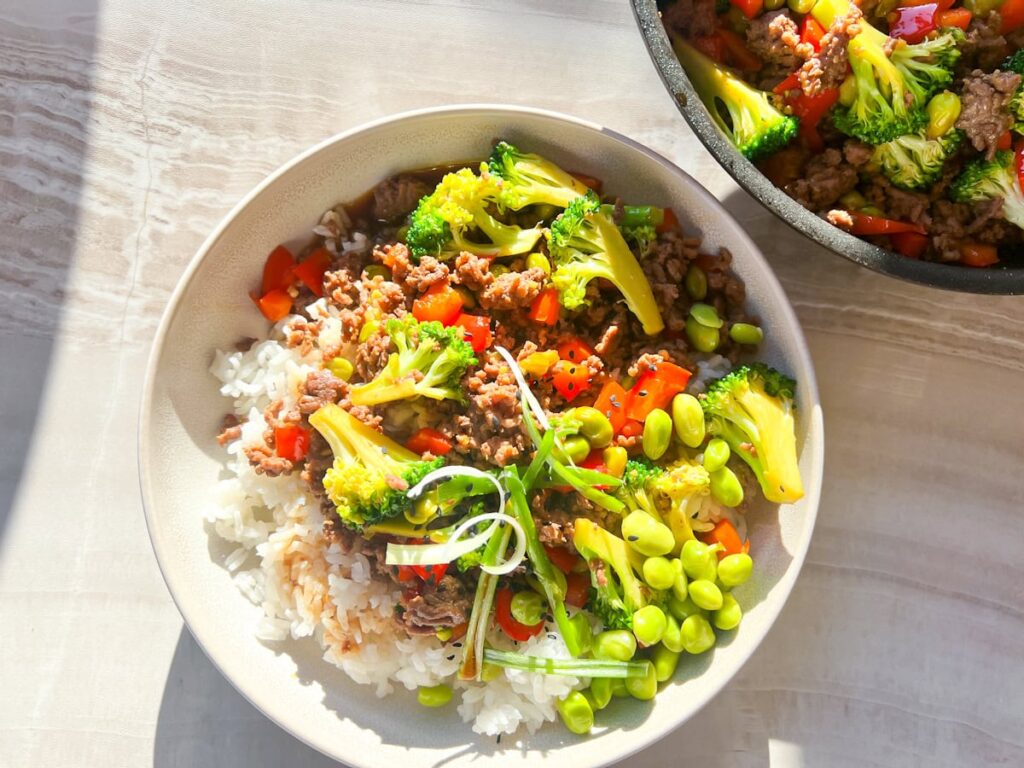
[702,519,748,559]
[254,289,292,322]
[624,362,692,421]
[937,7,971,29]
[718,28,762,72]
[997,130,1014,151]
[890,231,929,259]
[785,87,840,153]
[841,212,927,236]
[799,16,826,51]
[453,312,492,352]
[551,359,592,402]
[620,419,644,439]
[890,4,939,43]
[692,33,726,63]
[528,287,561,326]
[729,0,764,19]
[544,544,581,574]
[292,247,331,297]
[405,427,453,456]
[557,337,595,363]
[261,245,295,295]
[495,587,544,642]
[412,283,464,325]
[274,425,310,462]
[411,563,448,584]
[565,571,590,608]
[1002,0,1024,33]
[656,207,679,234]
[520,349,560,377]
[570,172,603,193]
[593,380,629,435]
[958,243,999,267]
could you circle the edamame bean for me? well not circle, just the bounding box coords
[364,264,391,280]
[453,285,476,309]
[729,323,764,346]
[713,592,743,631]
[624,660,658,701]
[575,406,614,449]
[686,316,719,353]
[603,445,628,478]
[510,591,544,626]
[554,435,591,464]
[672,393,705,448]
[327,356,353,381]
[839,190,868,211]
[672,567,689,602]
[622,511,675,557]
[710,467,744,508]
[418,684,453,708]
[632,605,668,647]
[557,691,594,735]
[764,0,786,9]
[490,263,510,277]
[702,438,731,472]
[838,74,858,107]
[594,629,637,661]
[926,91,962,139]
[788,0,815,12]
[685,265,708,300]
[642,408,672,460]
[681,540,719,582]
[718,553,754,588]
[681,614,717,655]
[661,614,684,653]
[652,643,682,682]
[643,557,676,591]
[610,677,630,698]
[589,677,613,710]
[689,302,724,329]
[688,579,724,611]
[526,252,551,275]
[668,594,706,622]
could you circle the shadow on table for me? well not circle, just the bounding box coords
[0,3,99,548]
[154,627,341,768]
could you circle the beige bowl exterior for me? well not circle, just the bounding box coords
[140,105,824,768]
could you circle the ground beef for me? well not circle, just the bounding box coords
[216,414,242,446]
[324,268,360,308]
[784,148,859,211]
[956,69,1022,159]
[243,443,293,477]
[929,198,1010,260]
[842,139,874,167]
[352,328,393,381]
[478,267,546,310]
[452,251,494,291]
[298,370,347,414]
[798,8,859,96]
[960,12,1010,74]
[863,175,932,223]
[642,231,700,331]
[371,175,430,222]
[398,575,471,634]
[402,256,450,293]
[746,11,802,88]
[661,0,716,40]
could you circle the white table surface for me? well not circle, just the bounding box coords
[2,1,1023,766]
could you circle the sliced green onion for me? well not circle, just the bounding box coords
[495,345,551,431]
[385,511,525,576]
[482,648,648,679]
[460,520,512,681]
[522,429,555,491]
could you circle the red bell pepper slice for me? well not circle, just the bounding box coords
[565,571,590,608]
[261,245,295,295]
[412,282,463,325]
[842,212,926,236]
[719,28,763,72]
[396,565,418,582]
[1001,0,1024,33]
[543,544,581,575]
[557,337,595,363]
[786,87,840,153]
[274,425,310,462]
[593,380,629,435]
[551,359,592,402]
[958,243,999,267]
[453,312,492,352]
[773,73,800,96]
[889,231,929,259]
[411,564,448,584]
[619,419,644,439]
[997,130,1014,151]
[890,4,939,44]
[656,207,680,234]
[405,427,453,456]
[729,0,764,20]
[570,172,603,193]
[292,247,332,297]
[253,288,293,322]
[936,7,971,30]
[494,588,544,641]
[800,17,826,52]
[528,287,561,326]
[624,362,692,421]
[692,33,726,63]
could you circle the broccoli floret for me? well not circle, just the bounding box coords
[548,191,665,336]
[405,167,544,260]
[572,518,656,630]
[308,404,444,528]
[648,458,711,551]
[949,151,1024,229]
[606,205,668,251]
[486,141,590,211]
[871,129,962,191]
[350,316,477,406]
[813,0,961,144]
[701,364,804,505]
[671,35,798,161]
[1001,52,1024,133]
[615,458,665,517]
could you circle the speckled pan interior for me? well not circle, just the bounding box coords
[631,0,1024,295]
[139,105,824,768]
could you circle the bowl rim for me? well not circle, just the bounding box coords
[630,0,1024,296]
[138,103,824,767]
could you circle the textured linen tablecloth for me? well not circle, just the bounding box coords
[1,1,1022,766]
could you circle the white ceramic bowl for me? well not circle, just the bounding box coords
[140,105,824,768]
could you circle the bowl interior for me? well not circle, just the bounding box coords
[630,0,1024,295]
[140,105,824,768]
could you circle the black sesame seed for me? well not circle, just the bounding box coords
[569,366,576,375]
[627,535,639,541]
[446,654,455,661]
[453,642,463,648]
[638,389,648,397]
[567,382,575,391]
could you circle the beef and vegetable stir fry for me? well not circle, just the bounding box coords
[663,0,1024,266]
